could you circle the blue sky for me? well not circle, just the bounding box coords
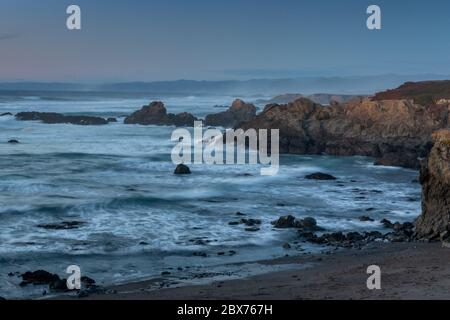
[0,0,449,82]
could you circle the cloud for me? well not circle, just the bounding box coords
[0,33,20,41]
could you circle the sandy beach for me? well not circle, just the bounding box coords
[50,241,450,300]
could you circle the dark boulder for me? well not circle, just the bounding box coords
[240,218,262,227]
[380,219,394,229]
[295,217,324,231]
[107,117,118,123]
[20,270,60,286]
[7,139,19,144]
[305,172,337,180]
[49,278,69,292]
[81,276,96,288]
[272,215,324,231]
[15,112,108,125]
[272,215,296,228]
[169,112,198,127]
[174,164,191,175]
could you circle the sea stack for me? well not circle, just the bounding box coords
[415,129,450,241]
[204,99,257,128]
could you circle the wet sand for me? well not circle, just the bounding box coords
[55,242,450,300]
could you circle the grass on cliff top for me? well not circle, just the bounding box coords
[373,80,450,105]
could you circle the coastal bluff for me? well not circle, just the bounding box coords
[239,81,450,169]
[415,130,450,240]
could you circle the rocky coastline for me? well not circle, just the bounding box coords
[238,82,450,169]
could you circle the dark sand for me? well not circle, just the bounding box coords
[53,242,450,300]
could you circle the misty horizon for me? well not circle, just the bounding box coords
[0,74,449,96]
[2,0,450,82]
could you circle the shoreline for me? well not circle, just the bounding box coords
[50,241,450,300]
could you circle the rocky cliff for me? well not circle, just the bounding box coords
[415,130,450,240]
[239,84,450,168]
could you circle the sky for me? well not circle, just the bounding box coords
[0,0,449,82]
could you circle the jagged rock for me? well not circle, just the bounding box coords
[204,99,256,128]
[272,215,296,228]
[239,82,450,169]
[20,270,60,286]
[298,217,317,229]
[415,129,450,240]
[381,219,394,229]
[174,164,191,174]
[305,172,337,180]
[49,278,69,292]
[272,215,324,232]
[124,101,198,127]
[107,117,117,123]
[169,112,198,127]
[15,112,108,125]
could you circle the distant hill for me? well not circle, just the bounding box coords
[373,80,450,105]
[0,75,449,96]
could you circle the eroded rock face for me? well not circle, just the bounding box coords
[240,93,449,168]
[124,101,198,127]
[15,112,108,125]
[415,130,450,240]
[204,99,256,128]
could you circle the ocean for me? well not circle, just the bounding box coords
[0,91,421,298]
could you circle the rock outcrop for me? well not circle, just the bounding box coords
[124,101,198,127]
[415,130,450,240]
[204,99,256,128]
[239,84,450,169]
[16,112,108,125]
